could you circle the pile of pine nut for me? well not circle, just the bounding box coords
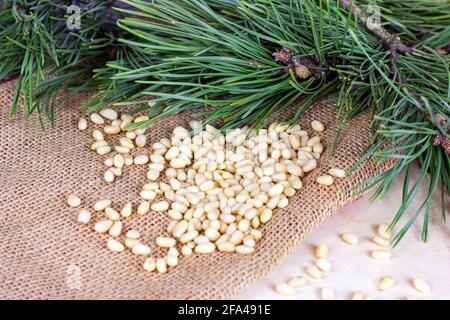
[273,224,432,299]
[70,108,348,274]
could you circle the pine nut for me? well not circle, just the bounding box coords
[274,283,296,296]
[77,209,91,225]
[378,276,395,291]
[155,237,176,248]
[316,175,334,186]
[132,244,151,256]
[151,201,169,212]
[165,255,179,267]
[372,236,390,247]
[94,220,113,233]
[137,201,150,215]
[412,278,431,294]
[78,118,88,130]
[316,258,332,272]
[135,134,147,147]
[287,276,307,288]
[181,245,193,256]
[104,169,115,183]
[92,129,104,141]
[125,238,140,249]
[328,168,346,178]
[107,238,125,252]
[341,233,359,245]
[120,202,132,218]
[156,258,167,274]
[321,288,334,300]
[90,113,104,125]
[236,245,254,254]
[377,224,391,239]
[94,199,111,211]
[67,195,81,208]
[306,264,323,279]
[315,243,328,259]
[134,155,149,165]
[104,125,120,135]
[352,291,365,300]
[108,221,122,237]
[143,257,156,272]
[370,249,391,260]
[194,242,216,254]
[99,108,118,120]
[311,120,325,132]
[105,207,120,220]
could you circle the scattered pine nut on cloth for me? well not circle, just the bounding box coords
[0,81,395,299]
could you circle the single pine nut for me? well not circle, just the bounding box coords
[311,120,325,132]
[316,175,334,186]
[321,288,334,300]
[352,291,365,300]
[287,276,307,288]
[104,125,120,135]
[151,201,169,212]
[372,236,390,247]
[78,118,88,130]
[94,220,113,233]
[274,283,296,296]
[341,233,359,245]
[181,245,193,256]
[165,255,179,267]
[67,195,81,208]
[134,155,149,165]
[236,245,254,254]
[316,258,332,272]
[194,242,216,254]
[126,230,140,239]
[315,243,328,259]
[143,257,156,272]
[132,244,151,256]
[90,113,104,125]
[377,224,391,239]
[156,258,167,274]
[370,249,392,260]
[94,199,111,211]
[378,276,395,291]
[137,201,150,215]
[107,238,125,252]
[99,108,118,120]
[218,242,235,253]
[104,169,115,183]
[155,237,176,248]
[306,264,323,279]
[120,202,132,218]
[92,129,104,141]
[105,207,120,220]
[113,154,125,168]
[108,221,122,237]
[135,135,147,147]
[77,209,91,225]
[328,168,346,178]
[125,238,140,249]
[412,278,431,294]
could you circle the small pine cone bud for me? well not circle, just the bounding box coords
[442,137,450,154]
[433,134,442,146]
[435,113,446,125]
[295,64,311,79]
[273,48,294,65]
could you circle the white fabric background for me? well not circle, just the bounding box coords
[238,168,450,300]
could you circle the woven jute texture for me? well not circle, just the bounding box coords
[0,80,393,300]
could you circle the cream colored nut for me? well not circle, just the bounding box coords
[320,288,334,300]
[105,207,120,220]
[135,134,147,147]
[132,244,151,256]
[124,238,140,249]
[104,169,115,183]
[91,140,108,151]
[120,138,135,149]
[90,113,104,125]
[94,199,112,211]
[274,283,296,296]
[287,276,307,288]
[412,278,431,294]
[268,184,284,197]
[67,195,81,208]
[172,220,188,238]
[259,207,273,224]
[167,247,179,257]
[236,245,254,254]
[77,209,91,225]
[181,245,193,256]
[110,167,122,177]
[107,238,125,252]
[165,255,179,267]
[370,249,392,260]
[311,120,325,132]
[194,242,216,254]
[302,159,317,172]
[170,158,187,169]
[147,169,160,181]
[104,157,114,167]
[96,146,111,155]
[316,175,334,186]
[217,242,235,253]
[94,220,113,233]
[306,264,323,279]
[114,146,130,154]
[126,230,140,239]
[328,168,346,178]
[155,237,176,248]
[120,202,132,218]
[199,180,215,192]
[134,155,149,165]
[315,243,328,259]
[140,190,157,201]
[372,236,390,247]
[352,291,365,300]
[316,258,332,272]
[341,233,359,245]
[99,108,118,120]
[137,201,150,215]
[108,221,122,237]
[143,257,156,272]
[378,276,395,291]
[113,154,125,168]
[78,118,88,130]
[104,125,120,135]
[156,258,167,274]
[378,224,391,239]
[92,129,104,141]
[151,201,169,212]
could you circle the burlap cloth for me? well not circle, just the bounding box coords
[0,80,393,299]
